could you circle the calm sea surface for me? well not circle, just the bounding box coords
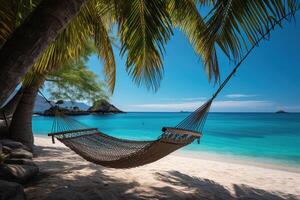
[33,112,300,167]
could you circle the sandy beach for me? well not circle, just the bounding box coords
[24,136,300,200]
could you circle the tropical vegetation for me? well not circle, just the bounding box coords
[0,0,299,148]
[9,46,108,147]
[44,49,107,104]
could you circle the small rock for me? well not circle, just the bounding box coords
[4,158,36,166]
[2,146,11,154]
[0,164,39,184]
[0,180,26,200]
[10,148,33,159]
[0,139,30,151]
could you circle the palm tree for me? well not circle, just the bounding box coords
[0,0,299,104]
[1,0,299,147]
[197,0,300,71]
[0,0,207,97]
[1,0,116,147]
[9,77,44,148]
[9,58,108,148]
[0,0,204,147]
[0,0,88,104]
[9,43,106,148]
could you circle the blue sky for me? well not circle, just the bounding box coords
[86,15,300,112]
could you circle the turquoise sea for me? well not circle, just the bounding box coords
[33,112,300,168]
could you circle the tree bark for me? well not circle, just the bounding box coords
[0,0,88,105]
[9,78,44,149]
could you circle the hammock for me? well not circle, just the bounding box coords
[46,98,212,168]
[45,10,295,168]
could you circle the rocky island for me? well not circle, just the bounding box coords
[37,106,90,116]
[34,96,123,116]
[88,100,124,114]
[275,110,288,114]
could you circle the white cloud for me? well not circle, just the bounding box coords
[131,101,203,110]
[212,100,273,111]
[281,105,300,112]
[126,100,275,112]
[225,94,259,98]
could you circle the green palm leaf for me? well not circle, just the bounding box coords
[168,0,220,82]
[22,1,116,92]
[202,0,300,62]
[86,2,116,92]
[117,0,173,90]
[1,0,300,92]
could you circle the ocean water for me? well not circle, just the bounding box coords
[32,112,300,167]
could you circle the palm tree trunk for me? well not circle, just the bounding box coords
[0,0,88,105]
[9,79,43,149]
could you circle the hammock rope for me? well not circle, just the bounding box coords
[44,9,298,168]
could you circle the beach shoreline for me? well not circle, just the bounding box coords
[25,136,300,199]
[177,150,300,174]
[35,134,300,173]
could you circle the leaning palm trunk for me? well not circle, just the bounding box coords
[0,0,87,105]
[9,79,44,149]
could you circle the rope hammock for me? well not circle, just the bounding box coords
[44,10,297,169]
[43,95,211,168]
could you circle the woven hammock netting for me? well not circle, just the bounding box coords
[48,99,212,169]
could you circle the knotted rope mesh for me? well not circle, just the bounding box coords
[46,96,208,168]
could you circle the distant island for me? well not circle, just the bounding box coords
[88,99,124,114]
[33,95,123,116]
[275,110,288,114]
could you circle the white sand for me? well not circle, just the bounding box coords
[25,136,300,200]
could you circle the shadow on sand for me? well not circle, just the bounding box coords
[24,145,299,200]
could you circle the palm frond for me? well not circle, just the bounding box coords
[85,2,116,93]
[3,0,300,93]
[117,0,173,90]
[168,0,220,82]
[23,1,116,92]
[0,0,39,47]
[0,1,15,47]
[202,0,300,63]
